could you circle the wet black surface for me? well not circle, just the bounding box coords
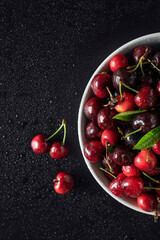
[1,0,160,239]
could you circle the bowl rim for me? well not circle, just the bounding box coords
[78,32,160,215]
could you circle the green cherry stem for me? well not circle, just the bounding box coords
[140,61,145,77]
[147,58,160,72]
[45,119,66,142]
[142,172,160,184]
[124,127,142,139]
[122,82,139,94]
[143,187,160,190]
[100,167,116,179]
[119,81,123,101]
[62,120,67,145]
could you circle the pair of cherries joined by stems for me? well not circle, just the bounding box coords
[31,119,74,194]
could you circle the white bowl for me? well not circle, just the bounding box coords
[78,32,160,215]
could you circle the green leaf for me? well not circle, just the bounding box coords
[112,110,147,121]
[133,126,160,150]
[107,145,117,153]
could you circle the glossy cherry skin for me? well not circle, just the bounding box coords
[31,134,50,154]
[97,108,117,130]
[137,193,158,212]
[101,129,120,147]
[114,93,136,113]
[142,178,155,193]
[86,121,102,139]
[103,154,121,180]
[121,176,144,198]
[134,86,158,110]
[132,112,159,133]
[152,52,160,69]
[109,54,129,72]
[124,127,143,147]
[134,149,157,172]
[138,75,155,90]
[91,73,113,98]
[109,173,126,197]
[132,45,152,64]
[145,165,160,176]
[83,140,105,163]
[152,140,160,155]
[84,97,102,120]
[156,81,160,97]
[122,164,140,177]
[112,146,135,166]
[50,142,69,159]
[54,172,74,194]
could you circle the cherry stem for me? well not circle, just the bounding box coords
[140,61,145,77]
[45,119,66,142]
[127,61,149,70]
[53,179,58,183]
[62,120,67,145]
[100,167,116,179]
[124,128,142,139]
[142,172,160,184]
[119,81,123,101]
[104,156,114,173]
[154,209,158,223]
[122,82,139,94]
[147,58,160,72]
[143,187,160,190]
[146,148,151,163]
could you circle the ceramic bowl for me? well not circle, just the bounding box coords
[78,32,160,215]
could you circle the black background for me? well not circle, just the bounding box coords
[1,0,160,239]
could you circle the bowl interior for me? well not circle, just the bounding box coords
[78,32,160,215]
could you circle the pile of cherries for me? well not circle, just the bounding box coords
[31,120,74,194]
[83,46,160,217]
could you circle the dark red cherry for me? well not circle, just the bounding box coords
[132,112,159,133]
[97,108,117,130]
[112,146,135,166]
[50,142,69,159]
[134,86,158,110]
[145,165,160,176]
[124,127,143,147]
[83,140,105,163]
[137,193,158,212]
[109,54,128,72]
[121,176,144,198]
[54,172,74,194]
[84,97,102,120]
[109,173,126,197]
[31,134,50,154]
[132,45,153,64]
[134,149,157,172]
[152,140,160,155]
[122,164,140,177]
[142,178,155,192]
[138,75,155,90]
[152,52,160,69]
[114,93,136,113]
[91,73,113,98]
[86,121,102,139]
[101,129,120,147]
[156,81,160,97]
[103,154,121,180]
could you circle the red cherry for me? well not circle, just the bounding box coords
[156,81,160,97]
[121,176,144,198]
[84,97,103,120]
[109,54,128,72]
[83,140,105,163]
[137,193,158,212]
[114,93,136,113]
[134,149,157,172]
[31,134,50,154]
[91,73,113,98]
[132,46,153,64]
[102,154,122,180]
[50,142,69,159]
[109,173,126,197]
[86,121,102,139]
[54,172,74,194]
[101,129,120,147]
[144,165,160,176]
[97,108,117,130]
[122,164,140,177]
[134,86,158,110]
[152,140,160,155]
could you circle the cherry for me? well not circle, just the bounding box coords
[84,97,103,120]
[138,75,155,90]
[152,52,160,69]
[132,112,159,133]
[50,142,69,159]
[86,121,102,139]
[122,164,140,177]
[97,108,117,130]
[31,134,50,154]
[124,127,143,147]
[102,154,121,180]
[91,73,113,98]
[112,145,135,166]
[156,81,160,97]
[142,178,155,192]
[121,176,144,198]
[137,193,158,212]
[134,86,158,110]
[101,129,120,147]
[152,140,160,155]
[109,173,126,197]
[109,54,128,72]
[83,140,105,163]
[114,93,136,113]
[132,45,152,64]
[145,165,160,176]
[134,149,157,172]
[54,172,74,194]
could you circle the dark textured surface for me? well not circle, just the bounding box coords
[1,0,160,239]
